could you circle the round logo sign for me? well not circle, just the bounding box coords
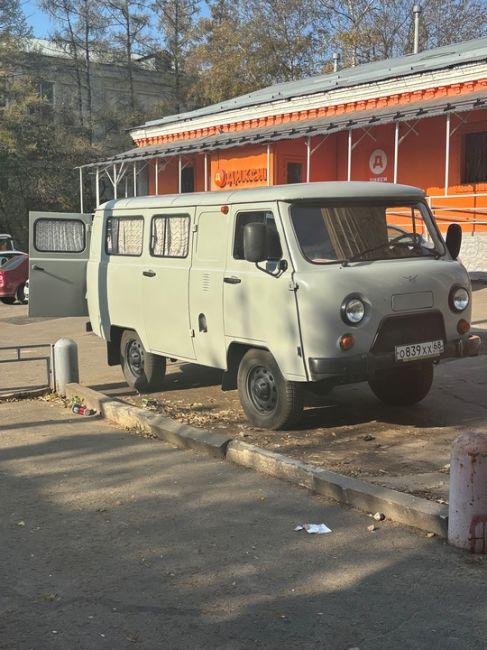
[369,149,388,175]
[214,169,227,188]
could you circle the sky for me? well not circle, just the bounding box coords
[22,0,52,38]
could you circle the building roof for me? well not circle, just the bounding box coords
[81,90,486,169]
[137,37,487,131]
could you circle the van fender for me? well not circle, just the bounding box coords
[106,325,123,366]
[222,342,269,391]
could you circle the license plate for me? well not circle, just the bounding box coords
[395,339,444,362]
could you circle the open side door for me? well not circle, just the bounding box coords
[29,211,92,318]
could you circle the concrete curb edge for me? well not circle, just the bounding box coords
[65,382,449,537]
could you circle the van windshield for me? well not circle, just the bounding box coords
[290,202,444,264]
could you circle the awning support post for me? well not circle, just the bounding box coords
[444,113,451,196]
[79,167,84,213]
[178,155,182,193]
[113,164,117,199]
[133,162,137,196]
[266,144,271,186]
[95,167,100,206]
[347,129,352,181]
[155,158,159,195]
[204,154,208,192]
[393,122,399,183]
[306,137,311,182]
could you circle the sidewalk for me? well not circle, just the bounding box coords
[0,398,485,650]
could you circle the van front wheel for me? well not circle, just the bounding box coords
[238,349,303,430]
[120,330,166,393]
[368,362,433,406]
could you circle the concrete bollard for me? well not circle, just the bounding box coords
[53,338,79,396]
[448,432,487,554]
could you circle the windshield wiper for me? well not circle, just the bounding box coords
[344,242,392,264]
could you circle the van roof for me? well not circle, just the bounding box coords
[99,181,425,211]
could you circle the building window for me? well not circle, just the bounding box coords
[287,162,303,184]
[40,81,55,106]
[106,216,143,256]
[233,211,281,260]
[34,219,85,253]
[150,215,190,258]
[181,166,194,193]
[463,132,487,184]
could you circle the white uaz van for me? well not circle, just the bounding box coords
[29,182,480,429]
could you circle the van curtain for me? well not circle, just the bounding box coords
[320,206,388,260]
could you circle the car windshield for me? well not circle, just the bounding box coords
[290,201,444,264]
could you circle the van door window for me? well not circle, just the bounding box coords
[233,211,281,260]
[34,218,86,253]
[106,216,143,256]
[150,215,190,258]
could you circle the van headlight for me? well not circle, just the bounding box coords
[450,286,469,312]
[341,296,366,325]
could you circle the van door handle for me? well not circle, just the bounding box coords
[32,264,44,271]
[143,270,156,277]
[224,276,241,284]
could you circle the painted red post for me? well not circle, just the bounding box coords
[448,432,487,554]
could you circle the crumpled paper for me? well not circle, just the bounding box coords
[294,523,332,534]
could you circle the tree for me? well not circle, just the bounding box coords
[0,0,31,38]
[152,0,198,113]
[242,0,322,84]
[102,0,151,116]
[39,0,107,140]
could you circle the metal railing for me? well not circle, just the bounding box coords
[0,344,54,395]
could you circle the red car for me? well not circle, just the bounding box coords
[0,251,29,304]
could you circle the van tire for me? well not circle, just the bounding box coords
[238,349,303,430]
[368,362,434,406]
[120,330,166,393]
[16,284,27,304]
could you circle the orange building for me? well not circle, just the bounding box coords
[81,36,487,276]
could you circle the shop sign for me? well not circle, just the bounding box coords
[369,149,388,182]
[214,167,267,188]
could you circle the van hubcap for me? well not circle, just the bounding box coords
[127,340,144,376]
[248,366,277,414]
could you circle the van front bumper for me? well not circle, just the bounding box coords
[308,334,481,382]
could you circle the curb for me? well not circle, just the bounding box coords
[65,382,449,537]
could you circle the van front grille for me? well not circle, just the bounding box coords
[370,312,446,354]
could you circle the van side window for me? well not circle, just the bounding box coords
[106,216,143,256]
[233,211,281,260]
[35,218,85,253]
[150,215,190,258]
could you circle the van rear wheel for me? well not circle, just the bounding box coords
[0,296,15,305]
[120,330,166,393]
[369,362,433,406]
[238,349,303,430]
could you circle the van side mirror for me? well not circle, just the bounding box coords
[243,222,267,263]
[446,223,462,260]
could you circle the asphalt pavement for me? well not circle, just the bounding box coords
[0,398,486,650]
